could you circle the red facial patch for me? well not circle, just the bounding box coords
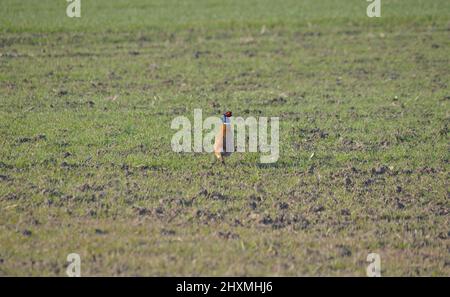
[225,111,232,117]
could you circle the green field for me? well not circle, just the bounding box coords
[0,0,449,276]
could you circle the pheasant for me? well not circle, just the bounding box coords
[214,111,233,164]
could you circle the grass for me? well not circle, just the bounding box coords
[0,0,449,276]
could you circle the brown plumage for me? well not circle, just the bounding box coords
[214,111,233,164]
